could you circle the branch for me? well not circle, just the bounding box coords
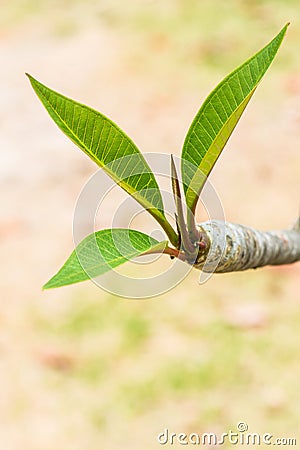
[194,219,300,273]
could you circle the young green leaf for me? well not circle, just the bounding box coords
[181,23,289,227]
[43,229,167,289]
[27,74,178,247]
[170,155,198,256]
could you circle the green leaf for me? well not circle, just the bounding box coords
[43,229,167,289]
[27,74,178,247]
[181,23,289,219]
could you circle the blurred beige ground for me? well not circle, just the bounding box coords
[1,1,300,449]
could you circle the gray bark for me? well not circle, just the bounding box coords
[194,219,300,273]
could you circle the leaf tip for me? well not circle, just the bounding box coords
[281,22,290,35]
[26,73,41,91]
[25,72,33,82]
[26,73,39,91]
[42,273,60,290]
[42,280,54,290]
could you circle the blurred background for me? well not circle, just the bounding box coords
[1,0,300,448]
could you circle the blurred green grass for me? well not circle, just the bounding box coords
[4,0,300,71]
[31,264,300,447]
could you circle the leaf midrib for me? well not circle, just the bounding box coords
[35,82,167,220]
[58,248,149,280]
[184,56,269,166]
[186,89,255,211]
